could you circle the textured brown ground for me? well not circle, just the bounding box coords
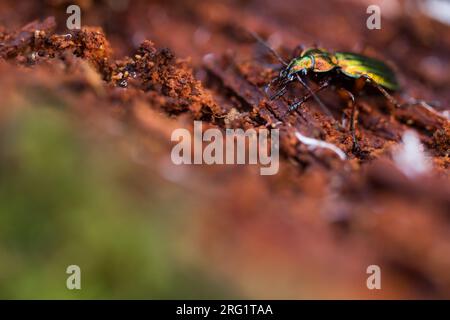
[0,0,449,298]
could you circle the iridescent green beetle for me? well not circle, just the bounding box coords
[284,48,399,90]
[278,48,400,111]
[250,32,403,151]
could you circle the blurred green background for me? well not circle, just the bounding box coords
[0,104,231,299]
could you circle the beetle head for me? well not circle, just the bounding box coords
[278,57,312,84]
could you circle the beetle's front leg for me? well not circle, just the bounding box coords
[269,86,287,100]
[286,96,307,114]
[284,80,331,117]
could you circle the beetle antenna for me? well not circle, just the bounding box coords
[295,74,334,118]
[248,31,288,66]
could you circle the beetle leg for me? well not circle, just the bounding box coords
[284,80,330,117]
[337,88,360,153]
[269,86,287,100]
[286,96,307,114]
[295,74,336,121]
[360,74,401,109]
